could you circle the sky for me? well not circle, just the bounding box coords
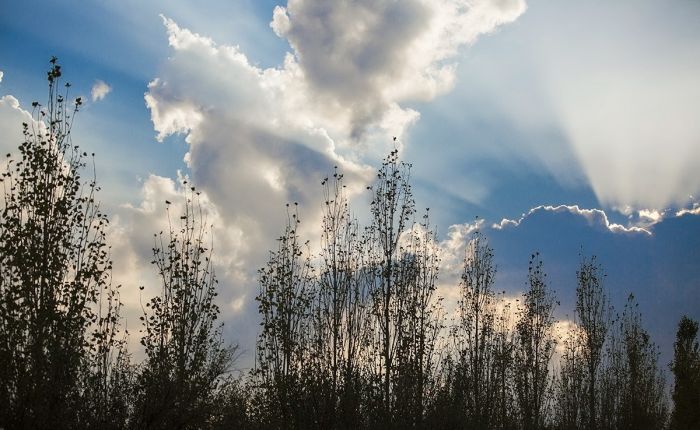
[1,0,699,369]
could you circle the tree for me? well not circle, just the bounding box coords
[491,296,516,430]
[453,230,499,428]
[134,184,236,429]
[555,326,586,430]
[363,149,443,427]
[311,168,368,428]
[0,58,124,429]
[600,294,668,430]
[390,210,443,428]
[514,253,557,430]
[251,152,444,429]
[252,204,314,429]
[670,316,700,430]
[365,149,417,425]
[575,255,612,430]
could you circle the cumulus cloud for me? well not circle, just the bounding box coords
[0,95,33,158]
[133,3,527,363]
[109,173,253,358]
[145,16,375,258]
[91,80,112,102]
[439,219,485,278]
[271,0,526,140]
[141,0,527,283]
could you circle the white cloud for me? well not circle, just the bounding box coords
[141,0,530,255]
[145,17,375,256]
[113,173,249,308]
[492,205,651,235]
[133,3,526,364]
[0,95,34,159]
[142,2,527,270]
[637,209,663,223]
[439,219,485,274]
[271,0,526,140]
[676,203,700,217]
[91,80,112,102]
[0,70,4,84]
[492,218,520,230]
[109,173,253,358]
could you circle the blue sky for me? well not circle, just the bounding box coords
[1,0,699,367]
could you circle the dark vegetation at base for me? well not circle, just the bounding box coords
[1,60,699,430]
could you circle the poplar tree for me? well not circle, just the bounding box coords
[575,255,612,430]
[670,316,700,430]
[0,58,124,429]
[454,231,499,428]
[252,205,314,429]
[514,253,557,430]
[134,185,236,429]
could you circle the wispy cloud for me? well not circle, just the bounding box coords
[91,80,112,102]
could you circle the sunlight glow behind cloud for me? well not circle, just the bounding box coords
[533,1,700,210]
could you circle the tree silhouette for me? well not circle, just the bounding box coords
[252,205,314,429]
[670,316,700,430]
[453,230,499,428]
[600,294,668,430]
[0,58,124,429]
[134,184,236,429]
[555,324,586,430]
[1,61,690,429]
[365,149,417,425]
[363,150,443,427]
[575,255,612,430]
[310,169,368,428]
[514,253,557,430]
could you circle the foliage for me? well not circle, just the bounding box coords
[575,254,612,430]
[513,253,557,430]
[0,58,125,429]
[670,316,700,430]
[133,184,237,429]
